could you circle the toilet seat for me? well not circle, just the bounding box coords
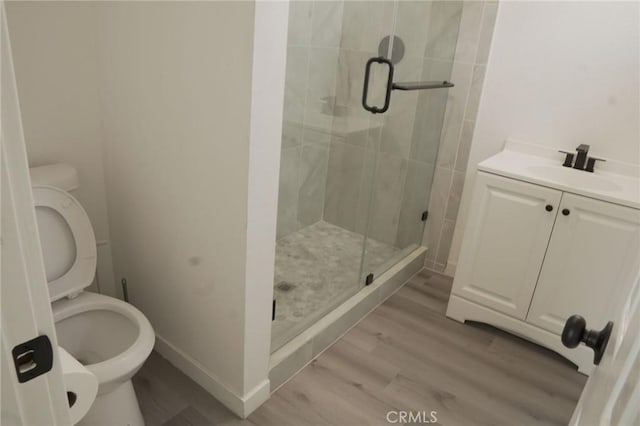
[32,185,97,301]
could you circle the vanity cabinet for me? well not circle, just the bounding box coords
[448,171,640,374]
[451,172,561,319]
[527,193,640,334]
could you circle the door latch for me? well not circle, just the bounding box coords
[12,335,54,383]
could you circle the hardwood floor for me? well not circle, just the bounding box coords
[133,269,586,425]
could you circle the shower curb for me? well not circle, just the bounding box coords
[268,247,427,392]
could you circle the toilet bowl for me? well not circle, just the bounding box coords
[31,164,154,426]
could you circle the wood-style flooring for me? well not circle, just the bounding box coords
[132,269,587,426]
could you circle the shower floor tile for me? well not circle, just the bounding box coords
[271,221,399,351]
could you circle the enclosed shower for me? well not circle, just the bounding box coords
[272,1,463,350]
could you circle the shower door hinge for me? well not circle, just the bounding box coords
[421,210,429,222]
[365,273,374,286]
[272,299,276,321]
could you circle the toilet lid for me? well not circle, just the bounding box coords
[32,185,97,302]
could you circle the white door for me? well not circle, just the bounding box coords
[528,193,640,335]
[1,4,70,425]
[569,272,640,425]
[451,172,562,319]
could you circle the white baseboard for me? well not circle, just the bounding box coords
[153,335,270,418]
[444,260,457,277]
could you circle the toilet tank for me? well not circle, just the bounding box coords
[29,163,79,191]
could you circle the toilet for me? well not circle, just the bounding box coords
[30,164,154,426]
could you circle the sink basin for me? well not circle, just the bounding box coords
[527,165,622,192]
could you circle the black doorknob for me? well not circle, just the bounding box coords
[545,204,553,212]
[561,314,614,365]
[562,208,570,216]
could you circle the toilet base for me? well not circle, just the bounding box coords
[78,380,144,426]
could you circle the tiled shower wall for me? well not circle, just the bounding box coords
[423,1,499,273]
[278,1,465,250]
[324,2,462,251]
[276,1,341,239]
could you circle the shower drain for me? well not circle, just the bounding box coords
[276,281,296,292]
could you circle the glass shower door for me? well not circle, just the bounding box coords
[272,0,396,351]
[360,1,463,282]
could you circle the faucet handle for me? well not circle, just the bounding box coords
[585,157,606,173]
[558,150,575,168]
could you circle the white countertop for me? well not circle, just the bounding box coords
[478,141,640,209]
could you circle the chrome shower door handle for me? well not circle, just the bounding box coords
[362,56,394,114]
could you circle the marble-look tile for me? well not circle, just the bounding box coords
[276,147,301,239]
[334,49,370,110]
[283,46,309,126]
[354,147,377,236]
[464,64,486,121]
[445,171,465,221]
[323,141,367,233]
[287,0,312,46]
[269,339,313,390]
[379,93,418,159]
[281,121,304,150]
[424,1,464,61]
[454,119,474,172]
[367,153,407,246]
[307,47,339,105]
[423,167,452,262]
[344,126,379,150]
[376,55,422,159]
[436,219,456,267]
[302,121,332,147]
[421,57,456,81]
[340,1,394,53]
[409,59,454,164]
[395,160,435,249]
[310,1,344,48]
[272,221,399,350]
[297,144,329,227]
[475,1,499,65]
[394,1,432,59]
[436,62,473,168]
[311,289,378,357]
[454,1,484,64]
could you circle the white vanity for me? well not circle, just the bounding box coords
[447,141,640,374]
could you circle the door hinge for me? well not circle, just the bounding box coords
[421,210,429,222]
[365,273,374,286]
[272,299,276,321]
[12,335,54,383]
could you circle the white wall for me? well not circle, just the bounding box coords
[7,0,288,417]
[96,1,284,416]
[243,0,288,409]
[449,1,640,268]
[6,2,117,297]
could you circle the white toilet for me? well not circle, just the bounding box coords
[30,164,154,426]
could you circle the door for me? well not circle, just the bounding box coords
[451,172,561,319]
[272,0,400,350]
[568,272,640,425]
[528,193,640,335]
[360,1,463,281]
[1,5,70,425]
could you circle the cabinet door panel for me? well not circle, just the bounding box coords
[452,172,562,319]
[527,193,640,335]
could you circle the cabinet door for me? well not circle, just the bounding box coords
[527,193,640,335]
[452,172,562,319]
